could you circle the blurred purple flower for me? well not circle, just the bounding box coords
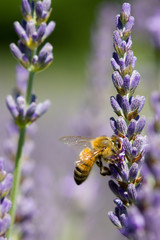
[146,10,160,49]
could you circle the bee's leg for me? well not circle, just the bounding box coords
[96,159,111,176]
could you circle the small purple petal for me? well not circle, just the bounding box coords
[6,95,19,118]
[22,0,31,17]
[108,211,122,228]
[42,0,51,11]
[26,21,36,37]
[135,116,146,134]
[111,58,120,71]
[123,74,130,92]
[37,23,46,41]
[108,180,120,197]
[36,1,43,18]
[130,70,140,95]
[26,103,37,120]
[128,163,138,182]
[14,21,28,43]
[110,117,118,135]
[0,214,11,236]
[34,100,51,118]
[117,116,127,135]
[123,137,132,158]
[127,119,136,139]
[38,42,53,63]
[10,43,23,61]
[44,21,56,38]
[112,71,123,89]
[125,50,134,67]
[121,3,131,21]
[121,96,129,117]
[110,96,122,116]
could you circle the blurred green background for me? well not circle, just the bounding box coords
[0,0,159,240]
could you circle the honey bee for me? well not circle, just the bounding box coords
[60,135,122,185]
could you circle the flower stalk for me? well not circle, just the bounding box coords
[106,3,146,237]
[6,0,55,238]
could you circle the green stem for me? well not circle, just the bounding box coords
[26,71,35,104]
[7,70,35,239]
[6,127,26,239]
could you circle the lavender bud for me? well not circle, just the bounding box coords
[128,184,137,203]
[34,100,51,118]
[110,117,118,135]
[127,119,136,139]
[117,116,127,136]
[0,199,11,218]
[123,16,135,39]
[44,21,56,39]
[113,30,122,49]
[108,211,122,228]
[25,103,37,120]
[114,199,126,213]
[128,163,138,182]
[10,43,23,61]
[0,214,11,236]
[42,0,51,11]
[116,15,123,30]
[130,70,140,95]
[6,95,19,118]
[108,180,120,197]
[121,96,129,117]
[38,43,53,63]
[119,188,129,203]
[120,161,129,183]
[125,50,134,67]
[36,1,43,19]
[37,23,46,41]
[122,74,130,92]
[130,96,141,112]
[32,55,38,65]
[17,96,26,118]
[131,147,137,158]
[26,21,36,37]
[112,71,123,89]
[133,136,146,155]
[14,21,28,43]
[22,0,31,18]
[135,116,146,135]
[119,214,128,228]
[1,174,13,197]
[123,137,132,159]
[109,164,122,182]
[110,96,122,116]
[121,3,131,23]
[111,58,120,71]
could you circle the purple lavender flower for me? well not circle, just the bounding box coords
[118,91,160,239]
[0,158,13,239]
[10,0,55,72]
[6,95,50,127]
[6,0,54,238]
[107,3,146,236]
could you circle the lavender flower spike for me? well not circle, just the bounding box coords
[0,158,13,239]
[7,0,54,238]
[107,3,146,237]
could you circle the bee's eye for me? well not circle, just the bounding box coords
[117,141,121,149]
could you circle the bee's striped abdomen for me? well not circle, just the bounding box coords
[74,147,96,185]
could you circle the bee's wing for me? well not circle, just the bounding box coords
[59,136,94,148]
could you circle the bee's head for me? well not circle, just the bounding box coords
[112,136,122,152]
